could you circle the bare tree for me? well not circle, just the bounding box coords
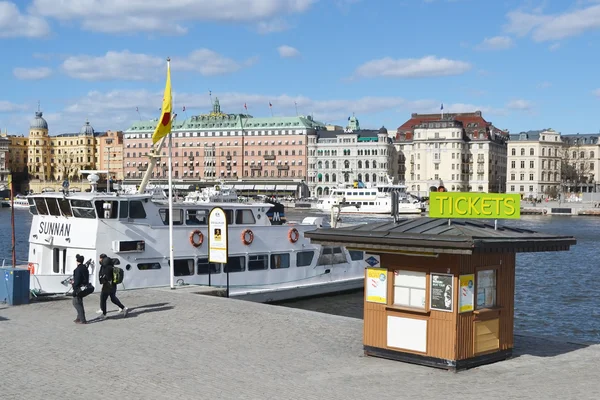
[561,137,594,193]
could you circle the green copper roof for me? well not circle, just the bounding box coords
[125,111,326,133]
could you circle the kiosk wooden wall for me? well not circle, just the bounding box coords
[363,252,516,362]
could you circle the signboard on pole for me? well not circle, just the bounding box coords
[429,192,520,219]
[208,207,228,264]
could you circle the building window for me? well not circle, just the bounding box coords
[510,185,515,191]
[511,161,515,168]
[393,270,426,309]
[529,174,534,181]
[476,269,496,309]
[530,161,534,168]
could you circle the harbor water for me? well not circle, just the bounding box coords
[1,207,599,343]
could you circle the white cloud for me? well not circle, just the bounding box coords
[549,43,561,51]
[30,0,314,34]
[505,5,600,42]
[277,45,300,58]
[353,56,471,79]
[61,50,257,81]
[537,81,552,89]
[593,88,600,97]
[506,99,533,111]
[13,67,52,80]
[0,1,50,38]
[0,100,28,112]
[256,18,292,34]
[475,36,514,50]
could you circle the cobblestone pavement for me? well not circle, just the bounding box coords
[0,289,598,400]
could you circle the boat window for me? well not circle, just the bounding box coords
[168,259,194,276]
[224,255,246,273]
[197,258,221,274]
[186,209,207,225]
[137,262,161,270]
[27,198,38,215]
[129,200,147,219]
[248,254,268,271]
[270,253,290,269]
[349,250,364,261]
[58,198,72,217]
[34,198,49,215]
[119,201,129,218]
[223,209,234,224]
[46,198,61,216]
[52,248,66,274]
[296,250,315,267]
[71,199,96,219]
[235,209,256,224]
[159,208,183,225]
[318,247,347,265]
[95,201,119,219]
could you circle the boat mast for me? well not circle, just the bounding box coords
[137,134,167,193]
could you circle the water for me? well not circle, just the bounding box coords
[1,207,599,343]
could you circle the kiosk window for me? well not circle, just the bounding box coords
[393,270,426,309]
[476,269,496,309]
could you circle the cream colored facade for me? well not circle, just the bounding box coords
[560,134,599,193]
[507,129,564,198]
[397,119,507,196]
[6,135,28,175]
[0,134,8,184]
[96,130,125,181]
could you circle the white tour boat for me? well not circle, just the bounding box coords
[183,183,239,203]
[12,195,31,209]
[315,182,424,215]
[22,174,366,302]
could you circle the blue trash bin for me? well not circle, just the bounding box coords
[0,267,30,306]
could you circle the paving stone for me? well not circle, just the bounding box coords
[0,289,598,400]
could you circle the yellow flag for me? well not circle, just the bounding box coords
[7,173,12,187]
[152,61,172,145]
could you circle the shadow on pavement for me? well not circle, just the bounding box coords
[85,303,173,323]
[512,334,595,358]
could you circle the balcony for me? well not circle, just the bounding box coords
[137,165,148,171]
[277,165,289,170]
[250,165,262,170]
[188,155,194,161]
[226,165,232,171]
[226,155,232,161]
[263,154,276,160]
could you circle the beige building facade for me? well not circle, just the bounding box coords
[0,134,8,185]
[96,130,125,181]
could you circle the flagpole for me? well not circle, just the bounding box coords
[10,174,15,268]
[166,57,175,290]
[294,101,298,116]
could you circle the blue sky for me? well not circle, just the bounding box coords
[1,0,600,136]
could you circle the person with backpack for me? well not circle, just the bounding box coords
[98,253,128,320]
[71,254,91,324]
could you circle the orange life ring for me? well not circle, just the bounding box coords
[27,262,35,275]
[241,229,254,245]
[288,228,300,243]
[190,230,204,247]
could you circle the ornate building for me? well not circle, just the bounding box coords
[28,111,51,180]
[123,98,324,196]
[306,115,397,197]
[0,134,8,185]
[395,111,508,196]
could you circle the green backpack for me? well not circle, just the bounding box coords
[112,266,124,285]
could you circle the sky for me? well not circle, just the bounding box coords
[1,0,600,136]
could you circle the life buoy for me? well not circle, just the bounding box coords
[27,262,35,275]
[190,230,204,247]
[288,228,300,243]
[241,229,254,245]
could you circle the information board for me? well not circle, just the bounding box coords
[208,207,228,264]
[429,192,520,219]
[430,273,453,312]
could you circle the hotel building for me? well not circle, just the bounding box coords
[395,111,508,196]
[122,98,325,196]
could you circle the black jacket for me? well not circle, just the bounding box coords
[99,257,114,292]
[72,263,90,297]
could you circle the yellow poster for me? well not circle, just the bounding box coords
[459,274,475,313]
[366,268,388,304]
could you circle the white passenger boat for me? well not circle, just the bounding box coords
[183,183,239,203]
[22,176,365,302]
[12,195,31,209]
[315,182,425,215]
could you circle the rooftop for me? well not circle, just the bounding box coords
[305,218,576,254]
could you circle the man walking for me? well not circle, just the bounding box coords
[71,254,89,324]
[98,254,128,320]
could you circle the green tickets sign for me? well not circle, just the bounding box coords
[429,192,521,219]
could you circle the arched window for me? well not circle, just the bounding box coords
[512,148,516,156]
[316,187,323,196]
[373,160,377,169]
[325,173,329,182]
[572,151,576,158]
[332,161,337,169]
[580,151,585,158]
[344,160,350,169]
[318,161,323,169]
[529,148,534,156]
[365,161,369,168]
[325,161,329,169]
[332,173,337,182]
[521,148,525,156]
[372,173,377,182]
[358,173,362,181]
[324,187,330,195]
[591,151,595,158]
[542,148,545,156]
[358,161,362,169]
[365,174,370,182]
